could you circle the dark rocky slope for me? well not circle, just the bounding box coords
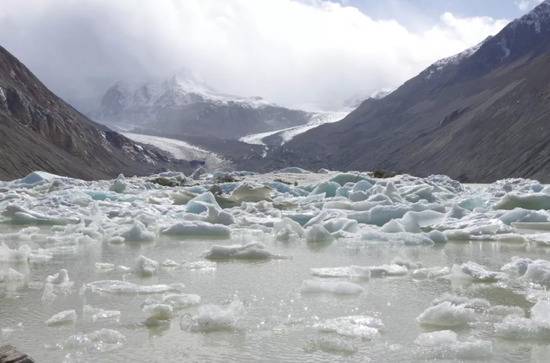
[0,46,188,180]
[265,1,550,182]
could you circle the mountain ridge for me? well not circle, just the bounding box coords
[0,45,189,180]
[256,1,550,182]
[92,74,317,140]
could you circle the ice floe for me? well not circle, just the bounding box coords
[45,310,77,326]
[181,300,244,332]
[204,242,285,260]
[83,280,184,295]
[314,315,383,339]
[300,279,364,295]
[415,330,492,360]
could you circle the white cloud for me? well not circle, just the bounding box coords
[0,0,509,111]
[515,0,544,11]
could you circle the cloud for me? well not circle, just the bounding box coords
[515,0,544,11]
[0,0,509,111]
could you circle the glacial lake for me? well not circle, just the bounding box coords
[2,171,550,362]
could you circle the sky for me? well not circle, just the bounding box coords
[0,0,544,112]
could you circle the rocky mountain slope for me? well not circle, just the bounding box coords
[0,46,187,180]
[94,75,314,140]
[267,1,550,182]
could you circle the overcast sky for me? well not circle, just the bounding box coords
[0,0,544,112]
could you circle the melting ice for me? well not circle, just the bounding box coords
[2,170,550,361]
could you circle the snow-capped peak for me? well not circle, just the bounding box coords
[512,0,550,33]
[101,73,274,113]
[423,37,491,80]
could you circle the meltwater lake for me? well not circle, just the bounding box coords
[2,169,550,362]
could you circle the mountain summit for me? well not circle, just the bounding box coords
[266,1,550,182]
[94,74,313,140]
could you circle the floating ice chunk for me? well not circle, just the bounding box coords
[162,293,201,309]
[110,174,127,193]
[352,180,373,192]
[330,173,367,185]
[273,217,304,241]
[205,206,234,226]
[134,255,159,277]
[416,302,477,327]
[0,268,25,287]
[47,269,71,285]
[501,256,532,277]
[183,260,216,272]
[186,192,220,214]
[306,225,335,243]
[95,263,115,272]
[431,295,490,311]
[0,243,30,263]
[411,266,450,279]
[182,300,245,332]
[446,204,469,219]
[83,305,121,324]
[42,269,73,302]
[455,261,504,282]
[120,221,156,242]
[415,330,492,360]
[499,208,548,225]
[2,205,79,225]
[310,181,340,197]
[311,266,370,279]
[391,256,421,270]
[305,336,357,355]
[427,230,447,244]
[162,221,230,238]
[361,228,434,245]
[143,303,173,326]
[495,193,550,210]
[107,236,125,244]
[16,171,61,185]
[229,183,272,203]
[415,330,457,346]
[486,305,524,318]
[369,264,408,277]
[161,259,180,268]
[522,259,550,285]
[62,329,126,353]
[171,190,197,205]
[84,280,184,295]
[444,221,511,241]
[322,218,358,234]
[116,265,131,272]
[204,242,284,260]
[1,322,23,339]
[494,301,550,341]
[381,220,406,233]
[315,315,383,339]
[496,315,550,340]
[45,310,77,326]
[349,205,410,226]
[300,279,364,295]
[278,167,308,174]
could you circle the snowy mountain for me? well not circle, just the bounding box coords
[255,0,550,182]
[93,74,314,140]
[0,45,189,180]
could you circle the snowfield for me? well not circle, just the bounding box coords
[240,111,348,146]
[123,132,227,169]
[3,169,550,361]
